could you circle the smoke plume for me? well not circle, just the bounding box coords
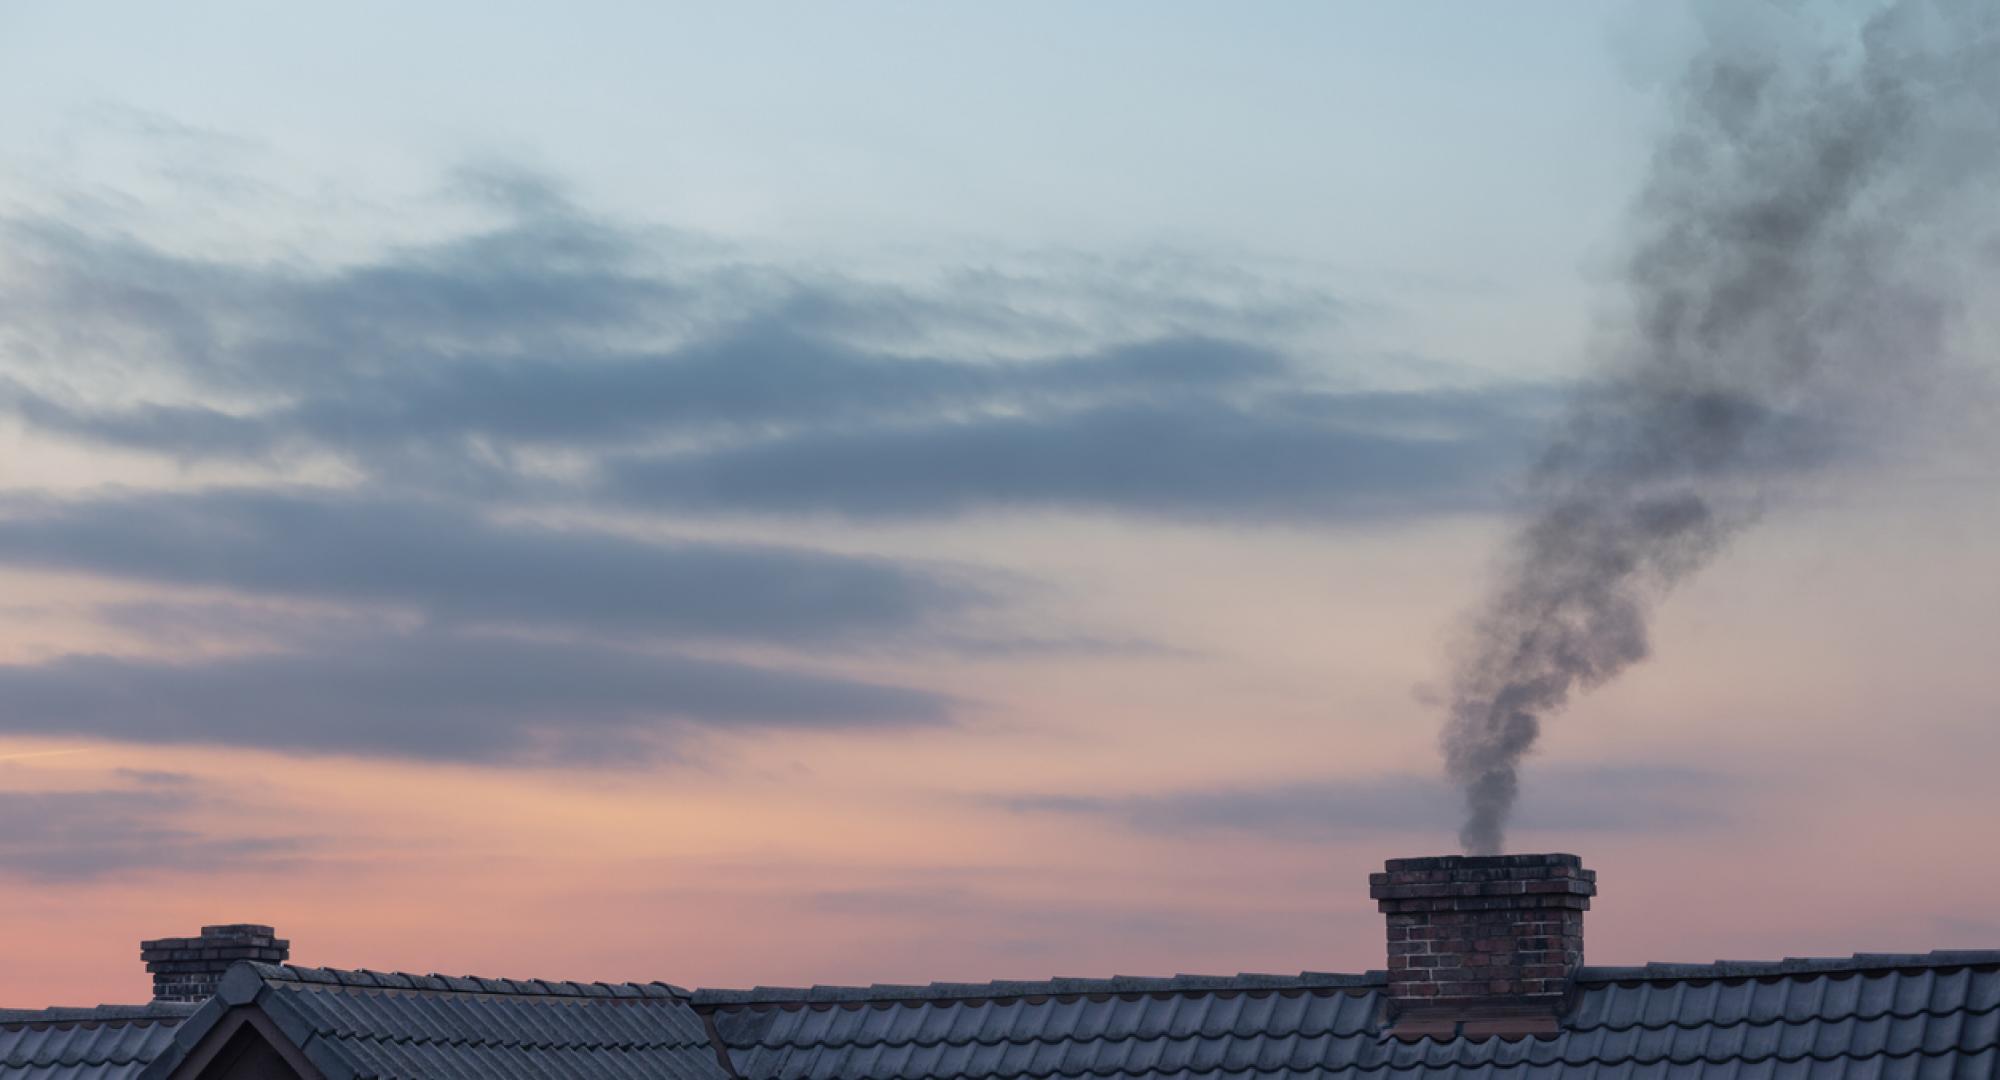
[1443,0,2000,855]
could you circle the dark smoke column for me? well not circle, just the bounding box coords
[1442,0,2000,855]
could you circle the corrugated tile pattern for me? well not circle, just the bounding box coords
[704,960,2000,1080]
[707,982,1383,1080]
[241,963,729,1080]
[0,1017,185,1080]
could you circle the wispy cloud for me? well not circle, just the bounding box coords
[0,168,1561,525]
[0,488,988,645]
[995,763,1739,839]
[605,388,1546,521]
[0,784,308,881]
[0,164,1577,772]
[0,747,93,765]
[0,627,954,764]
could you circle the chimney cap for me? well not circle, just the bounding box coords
[198,923,277,938]
[1371,853,1597,911]
[1383,853,1584,872]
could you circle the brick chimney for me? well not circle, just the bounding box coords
[140,924,289,1002]
[1370,854,1595,1034]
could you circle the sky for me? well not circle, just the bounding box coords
[1,2,1997,1007]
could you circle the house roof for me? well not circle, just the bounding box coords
[16,951,2000,1079]
[136,962,731,1080]
[0,1004,197,1080]
[694,952,2000,1080]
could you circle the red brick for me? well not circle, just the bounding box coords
[1375,854,1591,1010]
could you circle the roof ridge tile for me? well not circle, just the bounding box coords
[728,1006,1384,1054]
[1578,951,2000,984]
[693,972,1386,1007]
[0,1004,199,1025]
[242,962,693,1001]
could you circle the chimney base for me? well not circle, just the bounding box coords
[1386,1002,1563,1041]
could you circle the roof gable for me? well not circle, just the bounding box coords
[139,963,730,1080]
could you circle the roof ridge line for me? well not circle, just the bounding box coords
[691,971,1386,1005]
[0,1003,200,1026]
[1578,950,2000,983]
[244,961,692,1000]
[733,1017,1382,1055]
[0,1017,178,1032]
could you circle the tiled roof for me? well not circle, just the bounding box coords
[697,953,2000,1080]
[138,962,731,1080]
[702,971,1380,1080]
[0,1005,195,1080]
[17,951,2000,1079]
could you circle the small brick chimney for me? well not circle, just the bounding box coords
[140,924,289,1002]
[1370,854,1595,1034]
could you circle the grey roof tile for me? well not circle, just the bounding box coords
[0,1011,188,1080]
[699,955,2000,1080]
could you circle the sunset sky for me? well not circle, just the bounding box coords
[2,2,1997,1007]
